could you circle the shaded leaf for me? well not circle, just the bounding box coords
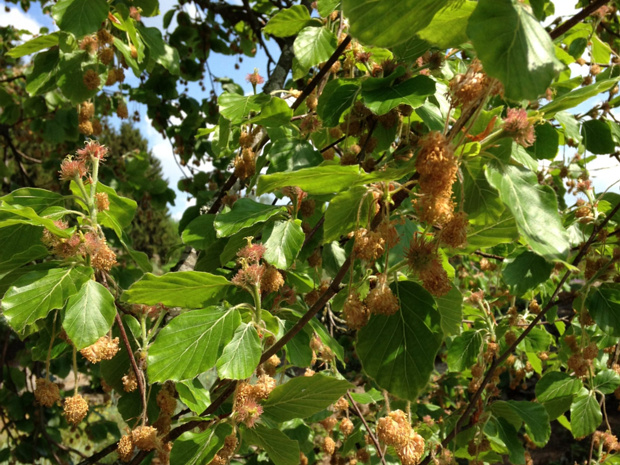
[570,393,602,439]
[123,272,230,308]
[264,5,321,37]
[62,280,116,350]
[147,306,239,382]
[170,423,233,465]
[51,0,108,38]
[242,424,300,465]
[586,284,620,337]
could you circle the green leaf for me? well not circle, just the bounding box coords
[350,388,383,404]
[541,79,619,117]
[267,139,323,172]
[262,374,352,422]
[258,165,363,195]
[176,379,211,415]
[435,285,463,337]
[526,122,559,160]
[7,32,60,58]
[581,119,616,154]
[323,186,373,243]
[293,26,337,69]
[123,272,230,308]
[147,306,239,382]
[361,75,435,115]
[447,330,482,372]
[170,423,233,465]
[263,220,305,270]
[317,0,340,17]
[485,163,569,259]
[0,188,64,213]
[182,214,217,250]
[593,369,620,395]
[51,0,109,38]
[467,0,563,100]
[586,284,620,337]
[138,26,180,75]
[62,280,116,350]
[0,203,72,238]
[502,250,553,296]
[214,198,286,238]
[493,418,526,465]
[264,5,321,37]
[248,97,293,127]
[356,281,442,401]
[216,323,262,380]
[491,400,550,447]
[27,50,60,97]
[317,79,361,127]
[2,266,93,334]
[417,1,476,48]
[242,424,300,465]
[342,0,450,47]
[0,245,48,279]
[218,93,270,124]
[95,182,137,230]
[459,157,505,224]
[391,37,431,63]
[535,371,582,420]
[570,393,602,439]
[466,210,519,250]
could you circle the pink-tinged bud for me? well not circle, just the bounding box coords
[503,108,535,147]
[59,157,88,181]
[246,69,265,86]
[76,140,108,162]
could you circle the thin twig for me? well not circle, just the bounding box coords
[114,312,148,424]
[347,392,387,465]
[549,0,611,40]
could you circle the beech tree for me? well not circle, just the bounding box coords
[1,1,620,465]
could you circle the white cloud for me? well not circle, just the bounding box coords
[1,5,45,35]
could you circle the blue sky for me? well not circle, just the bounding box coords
[2,1,618,218]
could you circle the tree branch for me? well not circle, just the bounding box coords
[114,312,148,424]
[549,0,611,40]
[347,392,387,465]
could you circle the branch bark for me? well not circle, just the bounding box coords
[549,0,611,40]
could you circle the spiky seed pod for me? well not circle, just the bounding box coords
[260,266,284,294]
[415,193,455,226]
[95,192,110,211]
[90,242,117,271]
[376,410,410,447]
[99,47,114,65]
[252,374,276,400]
[396,430,425,465]
[105,69,117,86]
[333,396,349,412]
[117,102,129,119]
[117,434,135,462]
[357,448,371,463]
[323,436,336,455]
[365,277,399,316]
[156,389,177,416]
[419,260,452,297]
[78,120,94,136]
[97,28,114,45]
[83,69,101,90]
[377,221,399,248]
[64,394,89,425]
[503,108,535,147]
[80,335,120,363]
[439,212,468,248]
[131,426,159,451]
[406,235,437,274]
[353,228,385,262]
[91,119,103,136]
[79,102,95,122]
[79,35,98,54]
[122,370,138,392]
[320,415,338,432]
[234,147,256,180]
[343,292,370,329]
[339,418,354,436]
[35,378,60,407]
[583,342,598,360]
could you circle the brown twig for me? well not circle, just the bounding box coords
[549,0,611,40]
[347,392,387,465]
[473,251,505,261]
[114,312,148,424]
